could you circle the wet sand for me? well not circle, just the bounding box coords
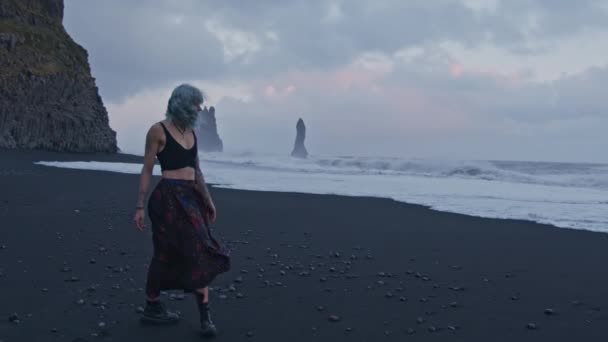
[0,149,607,341]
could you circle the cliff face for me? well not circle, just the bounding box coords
[196,106,223,152]
[291,118,308,158]
[0,0,117,152]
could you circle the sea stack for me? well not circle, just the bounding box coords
[291,118,308,158]
[0,0,117,152]
[196,106,223,152]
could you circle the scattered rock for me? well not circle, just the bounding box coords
[526,323,538,330]
[8,313,20,323]
[328,315,341,322]
[544,308,555,316]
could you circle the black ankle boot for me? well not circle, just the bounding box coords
[140,300,180,325]
[197,301,218,338]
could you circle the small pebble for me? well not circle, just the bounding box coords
[526,323,538,330]
[328,315,341,322]
[544,308,555,316]
[8,313,20,323]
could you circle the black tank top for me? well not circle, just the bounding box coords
[156,122,198,171]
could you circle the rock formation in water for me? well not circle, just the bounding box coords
[196,106,223,152]
[291,118,308,158]
[0,0,117,152]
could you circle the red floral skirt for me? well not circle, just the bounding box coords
[145,178,230,296]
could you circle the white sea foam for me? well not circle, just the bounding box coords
[36,152,608,233]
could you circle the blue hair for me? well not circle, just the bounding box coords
[165,84,204,128]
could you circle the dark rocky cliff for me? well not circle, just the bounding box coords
[0,0,117,152]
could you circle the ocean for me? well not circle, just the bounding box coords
[37,152,608,233]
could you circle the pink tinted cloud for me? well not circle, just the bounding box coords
[252,61,476,134]
[448,61,527,86]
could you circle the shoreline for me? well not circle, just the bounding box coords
[16,148,607,236]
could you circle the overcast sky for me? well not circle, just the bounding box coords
[63,0,608,162]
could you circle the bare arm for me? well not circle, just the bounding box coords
[136,125,161,208]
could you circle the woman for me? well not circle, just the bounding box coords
[133,84,230,338]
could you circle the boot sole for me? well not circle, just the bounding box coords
[140,315,180,325]
[200,328,218,339]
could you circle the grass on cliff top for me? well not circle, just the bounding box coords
[0,19,89,79]
[4,0,63,24]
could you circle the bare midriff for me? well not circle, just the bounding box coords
[162,167,195,181]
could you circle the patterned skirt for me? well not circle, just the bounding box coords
[146,178,230,295]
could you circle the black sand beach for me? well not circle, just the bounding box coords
[0,150,607,342]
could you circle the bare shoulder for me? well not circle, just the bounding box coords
[147,122,165,140]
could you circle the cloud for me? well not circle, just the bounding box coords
[62,0,608,162]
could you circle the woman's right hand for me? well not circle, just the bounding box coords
[134,208,145,231]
